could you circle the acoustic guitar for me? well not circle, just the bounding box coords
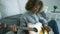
[0,22,48,34]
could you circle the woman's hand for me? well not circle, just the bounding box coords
[45,26,51,32]
[8,24,17,32]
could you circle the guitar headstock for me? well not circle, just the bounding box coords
[0,23,6,28]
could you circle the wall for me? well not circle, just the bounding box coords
[17,0,28,14]
[42,0,60,11]
[0,0,20,18]
[0,12,2,19]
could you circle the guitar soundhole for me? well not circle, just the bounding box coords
[33,28,38,32]
[24,30,29,34]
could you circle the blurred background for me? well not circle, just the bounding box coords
[0,0,60,34]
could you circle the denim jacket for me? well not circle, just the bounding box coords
[17,11,48,34]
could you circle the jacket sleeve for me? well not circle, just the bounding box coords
[38,13,48,26]
[17,15,28,34]
[39,16,48,26]
[40,11,47,19]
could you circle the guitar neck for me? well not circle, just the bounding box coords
[5,25,37,32]
[17,26,37,32]
[0,24,37,32]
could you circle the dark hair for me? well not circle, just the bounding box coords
[25,0,39,10]
[25,0,43,11]
[37,1,43,12]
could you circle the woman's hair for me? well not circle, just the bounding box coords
[37,1,43,12]
[25,0,38,10]
[25,0,43,11]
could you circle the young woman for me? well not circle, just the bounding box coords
[6,0,59,34]
[17,0,50,34]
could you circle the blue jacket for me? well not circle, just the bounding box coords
[17,11,48,34]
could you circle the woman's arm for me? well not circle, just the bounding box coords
[17,15,29,34]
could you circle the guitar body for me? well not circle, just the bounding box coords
[28,22,48,34]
